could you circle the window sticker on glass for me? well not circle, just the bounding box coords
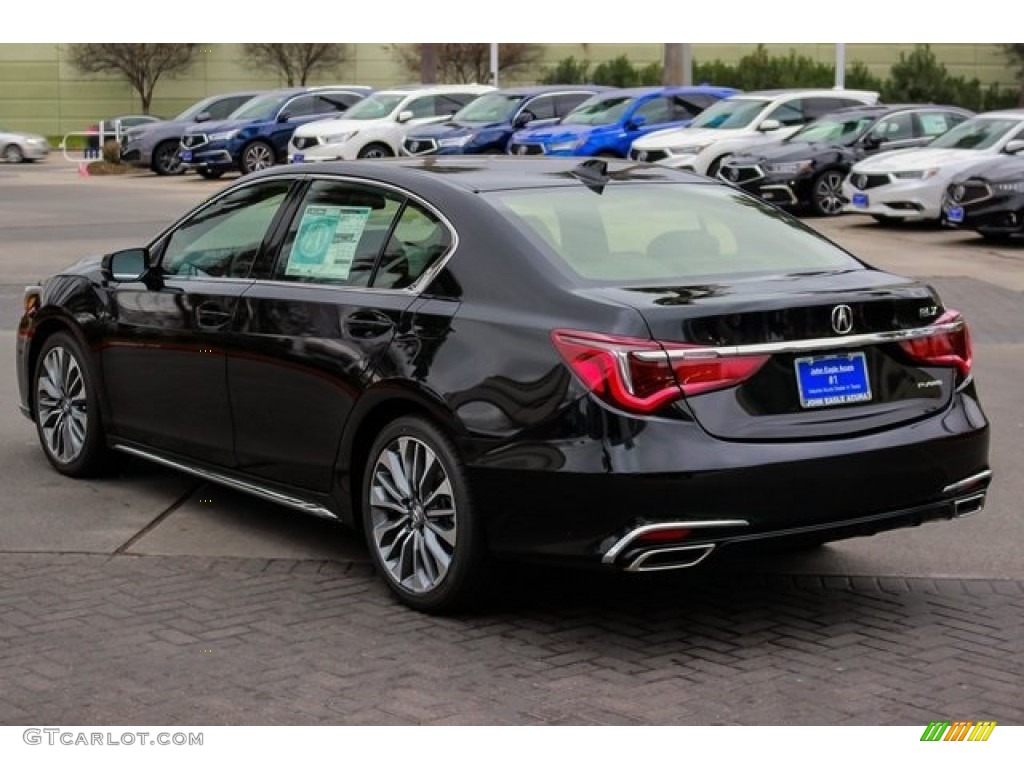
[286,205,371,280]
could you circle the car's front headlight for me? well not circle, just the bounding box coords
[438,134,473,148]
[208,129,239,141]
[892,168,939,180]
[320,131,356,145]
[666,143,711,156]
[766,160,813,175]
[993,180,1024,193]
[547,139,583,152]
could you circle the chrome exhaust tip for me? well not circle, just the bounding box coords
[953,492,986,518]
[626,543,717,572]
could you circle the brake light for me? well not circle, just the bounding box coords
[897,309,972,378]
[551,329,769,415]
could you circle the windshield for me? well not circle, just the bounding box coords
[564,95,635,126]
[690,99,771,130]
[229,93,286,121]
[343,93,406,120]
[789,115,876,144]
[928,117,1022,150]
[455,92,524,122]
[486,183,859,282]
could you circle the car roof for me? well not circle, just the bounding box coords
[372,84,494,97]
[492,84,612,96]
[728,88,879,100]
[974,108,1024,119]
[821,104,973,117]
[253,156,716,193]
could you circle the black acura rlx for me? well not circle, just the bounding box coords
[942,151,1024,240]
[16,157,991,612]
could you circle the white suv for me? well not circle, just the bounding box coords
[289,84,493,162]
[629,89,880,176]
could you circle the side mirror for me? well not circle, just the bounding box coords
[513,110,535,129]
[102,248,150,283]
[862,134,883,150]
[194,111,212,123]
[627,114,648,130]
[1004,139,1024,154]
[758,118,782,132]
[277,112,291,123]
[397,110,414,123]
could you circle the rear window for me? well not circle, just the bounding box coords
[486,183,861,282]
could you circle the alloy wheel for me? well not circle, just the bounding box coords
[36,346,88,464]
[243,143,274,173]
[368,436,457,594]
[3,145,23,163]
[814,171,845,216]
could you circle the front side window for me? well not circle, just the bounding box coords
[872,112,914,142]
[455,92,524,122]
[915,111,964,138]
[563,95,635,126]
[520,95,557,121]
[765,99,804,127]
[160,181,292,278]
[790,116,875,144]
[208,95,255,120]
[929,118,1022,150]
[230,93,285,121]
[343,93,406,120]
[281,95,318,118]
[405,96,437,119]
[631,97,672,125]
[486,183,860,282]
[554,92,594,116]
[689,98,771,130]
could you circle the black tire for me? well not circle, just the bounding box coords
[595,150,619,159]
[3,143,24,164]
[357,142,394,159]
[361,416,487,613]
[707,155,730,178]
[32,331,109,477]
[810,169,846,216]
[239,141,276,174]
[151,140,184,176]
[196,167,225,180]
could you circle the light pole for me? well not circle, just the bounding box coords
[835,43,846,89]
[490,42,499,87]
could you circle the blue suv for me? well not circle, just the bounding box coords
[507,85,738,158]
[180,85,372,178]
[401,85,608,156]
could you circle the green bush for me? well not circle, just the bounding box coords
[881,44,1018,111]
[540,56,591,85]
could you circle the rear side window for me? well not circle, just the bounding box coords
[486,184,860,282]
[915,111,964,138]
[521,95,557,121]
[273,181,404,287]
[554,93,594,116]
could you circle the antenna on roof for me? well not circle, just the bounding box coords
[571,158,609,194]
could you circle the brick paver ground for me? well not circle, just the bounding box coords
[1,553,1021,725]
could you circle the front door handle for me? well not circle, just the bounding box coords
[345,310,394,339]
[196,301,233,330]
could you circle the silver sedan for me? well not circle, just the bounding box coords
[1,127,49,163]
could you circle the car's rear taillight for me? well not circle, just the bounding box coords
[897,309,972,378]
[551,330,769,415]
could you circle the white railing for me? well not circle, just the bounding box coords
[58,119,124,163]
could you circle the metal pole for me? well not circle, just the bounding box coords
[490,42,499,87]
[682,43,693,86]
[834,43,846,89]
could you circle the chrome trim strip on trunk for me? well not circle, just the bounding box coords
[601,519,749,564]
[112,444,338,520]
[633,318,965,362]
[942,469,993,495]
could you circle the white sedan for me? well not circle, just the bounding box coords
[842,109,1024,223]
[289,84,492,162]
[1,126,49,163]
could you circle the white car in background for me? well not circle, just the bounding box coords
[842,109,1024,223]
[1,126,49,163]
[629,89,880,176]
[289,84,493,162]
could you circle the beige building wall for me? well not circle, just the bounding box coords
[0,43,1017,137]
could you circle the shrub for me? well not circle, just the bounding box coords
[102,139,121,165]
[540,56,591,85]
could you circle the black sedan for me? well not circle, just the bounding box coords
[942,148,1024,240]
[720,105,972,215]
[16,157,991,612]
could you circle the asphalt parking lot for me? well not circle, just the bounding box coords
[1,158,1022,725]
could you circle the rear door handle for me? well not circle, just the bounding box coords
[195,301,233,330]
[345,310,394,339]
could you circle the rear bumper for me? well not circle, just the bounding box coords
[468,388,991,565]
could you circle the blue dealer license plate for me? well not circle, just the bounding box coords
[794,352,871,408]
[292,153,304,163]
[946,206,964,223]
[179,150,192,161]
[852,193,868,207]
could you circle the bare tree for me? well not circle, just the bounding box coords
[392,44,542,84]
[66,44,197,114]
[243,44,349,87]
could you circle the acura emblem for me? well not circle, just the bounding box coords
[726,166,739,181]
[516,145,527,155]
[638,151,647,161]
[852,174,867,190]
[831,304,854,335]
[951,184,965,202]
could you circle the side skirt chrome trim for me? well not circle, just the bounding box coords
[602,519,749,565]
[112,444,338,520]
[942,469,993,496]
